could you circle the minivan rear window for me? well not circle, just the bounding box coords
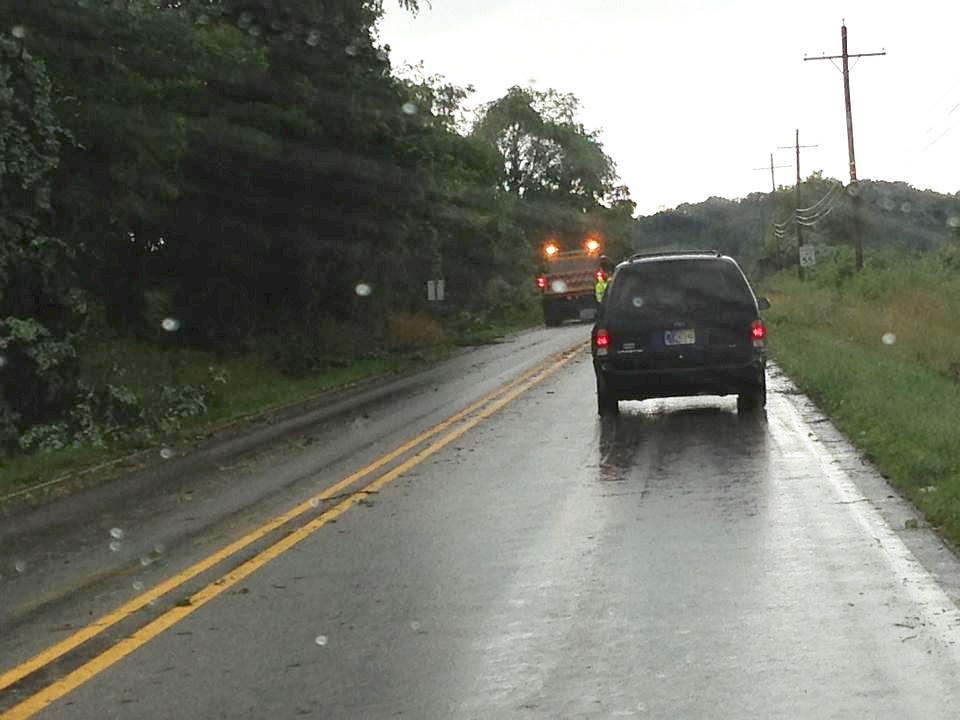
[607,259,754,313]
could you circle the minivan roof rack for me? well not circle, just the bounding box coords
[628,250,722,261]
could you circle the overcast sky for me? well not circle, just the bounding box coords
[378,0,960,215]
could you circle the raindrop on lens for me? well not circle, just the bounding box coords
[900,202,912,213]
[345,44,358,56]
[0,354,7,369]
[410,621,421,631]
[132,581,144,591]
[355,283,372,297]
[140,556,152,567]
[947,216,960,229]
[14,559,26,573]
[161,317,180,332]
[310,498,320,509]
[315,635,328,646]
[11,25,26,39]
[305,31,320,47]
[110,527,125,540]
[109,541,121,552]
[154,543,166,554]
[882,332,896,345]
[160,447,175,460]
[401,102,418,115]
[376,49,388,61]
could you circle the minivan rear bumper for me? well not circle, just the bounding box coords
[594,358,765,400]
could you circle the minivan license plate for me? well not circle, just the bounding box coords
[664,329,696,346]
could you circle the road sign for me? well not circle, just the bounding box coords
[799,245,816,268]
[427,279,445,302]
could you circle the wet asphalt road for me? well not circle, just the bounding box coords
[3,325,960,718]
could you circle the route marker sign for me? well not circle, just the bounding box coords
[799,245,817,268]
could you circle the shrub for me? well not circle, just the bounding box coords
[387,312,443,351]
[264,318,369,376]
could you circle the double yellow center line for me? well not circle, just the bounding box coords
[0,342,583,719]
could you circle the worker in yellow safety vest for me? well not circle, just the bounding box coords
[594,272,608,303]
[594,255,614,303]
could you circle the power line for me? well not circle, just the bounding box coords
[921,115,960,153]
[922,99,960,137]
[796,183,842,217]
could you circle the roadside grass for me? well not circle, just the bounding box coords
[0,347,405,499]
[0,313,540,501]
[764,261,960,548]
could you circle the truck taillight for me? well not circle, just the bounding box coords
[536,276,547,289]
[751,320,766,346]
[595,270,605,282]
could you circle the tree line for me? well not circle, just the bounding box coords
[0,0,636,452]
[634,173,960,275]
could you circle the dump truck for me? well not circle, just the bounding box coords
[536,237,608,326]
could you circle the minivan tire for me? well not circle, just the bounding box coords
[736,372,766,414]
[596,373,619,416]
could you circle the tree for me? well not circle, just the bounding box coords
[0,29,78,447]
[472,86,624,265]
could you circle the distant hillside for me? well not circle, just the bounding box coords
[631,175,960,276]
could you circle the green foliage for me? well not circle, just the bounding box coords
[0,0,628,459]
[0,30,83,450]
[474,85,617,206]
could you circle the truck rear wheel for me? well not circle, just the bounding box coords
[543,302,562,327]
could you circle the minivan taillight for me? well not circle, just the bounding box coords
[751,320,766,345]
[594,328,610,356]
[536,276,547,289]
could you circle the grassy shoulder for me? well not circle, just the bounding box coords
[1,311,541,501]
[764,258,960,547]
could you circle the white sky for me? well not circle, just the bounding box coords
[378,0,960,215]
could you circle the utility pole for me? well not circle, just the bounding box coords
[752,154,790,252]
[805,21,885,270]
[753,153,790,193]
[777,129,817,278]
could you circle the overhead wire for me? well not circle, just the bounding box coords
[794,182,845,226]
[796,182,842,214]
[891,74,960,173]
[920,114,960,153]
[796,196,841,225]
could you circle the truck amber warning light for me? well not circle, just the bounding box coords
[544,242,559,257]
[585,238,601,253]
